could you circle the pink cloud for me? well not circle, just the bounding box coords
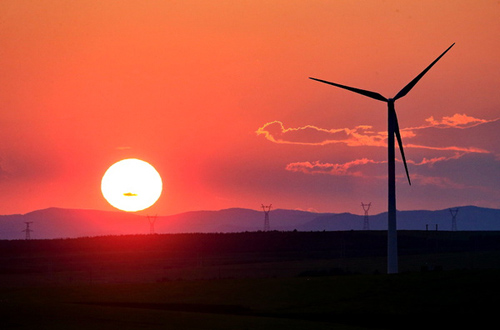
[286,158,385,176]
[257,114,495,155]
[405,144,490,154]
[255,121,347,145]
[260,114,498,189]
[407,153,464,167]
[422,114,496,129]
[284,158,475,189]
[256,121,385,147]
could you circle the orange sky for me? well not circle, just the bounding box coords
[0,0,498,216]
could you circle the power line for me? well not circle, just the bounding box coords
[449,208,459,231]
[22,222,33,240]
[147,215,157,234]
[361,202,371,230]
[262,204,272,231]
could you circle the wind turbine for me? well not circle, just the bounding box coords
[310,43,454,274]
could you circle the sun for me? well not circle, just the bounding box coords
[101,158,162,212]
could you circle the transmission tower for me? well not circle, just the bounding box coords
[449,208,459,231]
[361,202,371,230]
[22,222,33,240]
[262,204,272,231]
[147,215,157,234]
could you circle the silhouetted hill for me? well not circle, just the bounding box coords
[0,205,499,240]
[300,206,500,231]
[161,208,328,233]
[0,208,144,239]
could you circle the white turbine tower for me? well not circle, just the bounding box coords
[310,43,454,274]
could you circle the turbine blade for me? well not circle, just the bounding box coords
[393,43,455,101]
[392,108,411,185]
[309,77,387,102]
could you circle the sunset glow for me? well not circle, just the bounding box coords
[0,1,498,216]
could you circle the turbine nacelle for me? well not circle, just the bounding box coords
[309,43,455,187]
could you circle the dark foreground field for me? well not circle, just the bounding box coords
[1,231,500,329]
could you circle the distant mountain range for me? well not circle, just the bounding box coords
[1,206,499,240]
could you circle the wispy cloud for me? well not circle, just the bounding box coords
[400,113,497,154]
[419,113,496,129]
[286,158,386,176]
[286,152,468,176]
[407,153,464,166]
[256,121,386,147]
[405,144,489,154]
[258,114,498,188]
[284,157,483,189]
[257,114,497,151]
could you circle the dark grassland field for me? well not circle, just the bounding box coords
[1,231,500,329]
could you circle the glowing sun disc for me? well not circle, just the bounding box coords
[101,158,162,212]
